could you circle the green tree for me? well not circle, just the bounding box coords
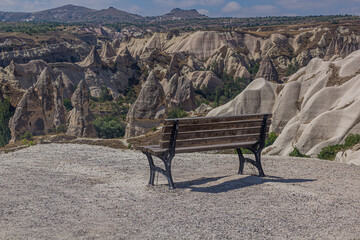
[0,98,14,147]
[93,116,126,139]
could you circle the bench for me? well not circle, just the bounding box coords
[136,113,271,189]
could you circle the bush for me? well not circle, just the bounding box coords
[93,116,126,139]
[20,131,34,141]
[344,134,360,148]
[318,134,360,160]
[286,64,300,77]
[55,124,67,134]
[0,98,14,147]
[99,87,113,102]
[265,132,277,147]
[63,98,73,111]
[318,145,343,160]
[289,147,309,158]
[168,107,188,119]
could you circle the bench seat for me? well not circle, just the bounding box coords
[138,141,257,155]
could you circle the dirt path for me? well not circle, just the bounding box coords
[0,144,359,239]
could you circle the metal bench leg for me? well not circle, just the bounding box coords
[236,148,245,174]
[145,152,156,185]
[254,150,265,177]
[163,156,175,190]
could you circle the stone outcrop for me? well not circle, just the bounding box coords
[66,80,97,137]
[208,50,360,157]
[125,71,167,137]
[9,67,64,141]
[79,46,103,68]
[0,43,82,68]
[100,42,116,59]
[255,56,280,83]
[162,74,196,111]
[186,71,222,91]
[207,78,277,116]
[335,144,360,166]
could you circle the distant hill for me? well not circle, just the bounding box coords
[0,5,204,23]
[31,4,96,22]
[85,7,145,23]
[155,8,207,21]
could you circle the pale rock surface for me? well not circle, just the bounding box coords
[100,42,116,60]
[66,80,97,137]
[208,50,360,156]
[125,71,168,137]
[335,144,360,166]
[255,56,280,83]
[186,71,223,91]
[79,46,103,68]
[207,78,277,116]
[162,74,196,111]
[9,67,64,141]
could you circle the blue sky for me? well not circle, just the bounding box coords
[1,0,360,17]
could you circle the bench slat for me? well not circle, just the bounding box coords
[163,119,270,133]
[160,133,260,148]
[141,141,258,155]
[164,113,272,126]
[161,126,270,141]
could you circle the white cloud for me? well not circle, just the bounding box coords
[252,5,278,14]
[198,9,209,15]
[222,1,241,13]
[276,0,338,10]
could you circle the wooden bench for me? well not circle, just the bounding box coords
[136,113,271,189]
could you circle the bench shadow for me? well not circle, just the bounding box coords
[175,175,316,194]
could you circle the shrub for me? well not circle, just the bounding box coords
[99,87,113,102]
[318,145,343,160]
[93,116,126,139]
[0,98,14,147]
[265,132,277,147]
[168,107,188,119]
[318,134,360,160]
[22,139,37,146]
[289,147,309,158]
[55,124,67,134]
[285,64,300,76]
[344,134,360,148]
[20,131,34,141]
[151,127,157,132]
[63,98,73,111]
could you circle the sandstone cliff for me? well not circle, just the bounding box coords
[125,71,167,138]
[208,50,360,157]
[66,80,97,137]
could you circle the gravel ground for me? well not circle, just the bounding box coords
[0,143,359,239]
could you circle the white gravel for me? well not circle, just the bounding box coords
[0,143,360,239]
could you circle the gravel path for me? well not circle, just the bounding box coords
[0,143,359,239]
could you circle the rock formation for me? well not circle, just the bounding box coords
[9,67,64,141]
[100,42,116,59]
[335,144,360,165]
[162,74,196,111]
[255,56,280,83]
[208,50,360,157]
[186,71,223,91]
[207,78,277,116]
[125,71,167,137]
[66,80,97,137]
[79,46,103,68]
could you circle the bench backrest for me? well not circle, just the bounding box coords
[160,114,271,149]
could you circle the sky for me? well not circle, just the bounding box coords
[1,0,360,17]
